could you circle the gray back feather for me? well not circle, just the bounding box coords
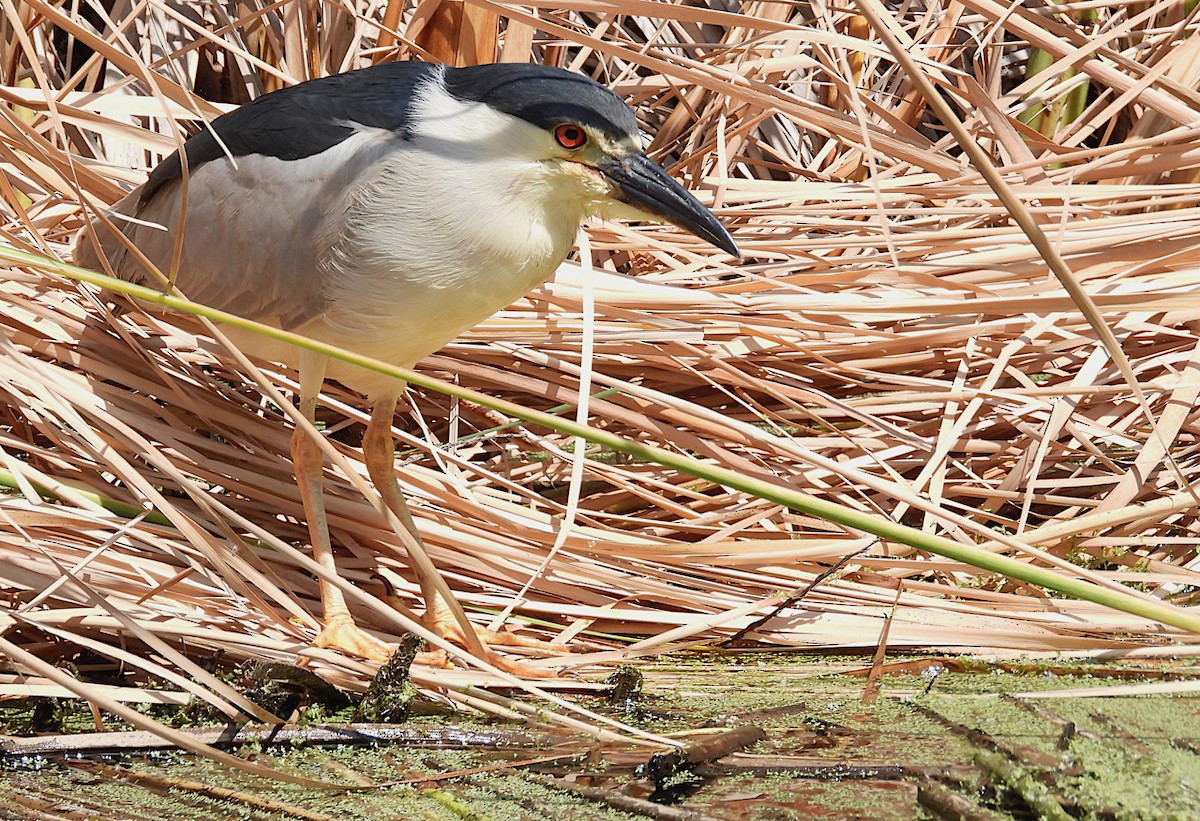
[74,64,434,329]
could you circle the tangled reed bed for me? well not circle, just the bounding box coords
[1,0,1199,739]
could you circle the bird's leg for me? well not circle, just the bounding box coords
[364,395,563,676]
[294,355,393,661]
[363,395,461,652]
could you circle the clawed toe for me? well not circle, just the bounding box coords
[313,615,395,662]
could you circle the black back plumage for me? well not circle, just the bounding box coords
[139,61,437,206]
[140,62,637,207]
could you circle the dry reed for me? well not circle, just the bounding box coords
[1,0,1200,759]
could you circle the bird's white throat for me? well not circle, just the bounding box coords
[309,76,587,391]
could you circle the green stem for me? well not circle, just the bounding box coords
[0,468,174,526]
[397,386,622,458]
[1018,5,1095,146]
[6,246,1200,634]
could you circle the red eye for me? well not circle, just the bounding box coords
[554,124,587,149]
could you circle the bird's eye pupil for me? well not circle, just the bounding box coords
[555,124,586,149]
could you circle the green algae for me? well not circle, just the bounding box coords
[1062,736,1199,819]
[917,689,1200,818]
[698,772,927,820]
[1,653,1194,820]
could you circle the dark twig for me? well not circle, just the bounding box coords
[918,779,1008,821]
[528,773,726,821]
[643,725,767,778]
[973,751,1073,821]
[390,752,581,785]
[722,543,874,646]
[0,723,571,758]
[862,579,903,704]
[639,725,767,804]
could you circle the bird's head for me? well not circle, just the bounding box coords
[441,64,739,258]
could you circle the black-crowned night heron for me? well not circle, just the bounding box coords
[76,61,737,668]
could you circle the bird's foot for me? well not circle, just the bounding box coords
[412,643,557,678]
[420,604,565,679]
[473,627,571,655]
[413,647,451,668]
[481,646,560,679]
[310,615,562,681]
[313,614,395,662]
[312,609,566,679]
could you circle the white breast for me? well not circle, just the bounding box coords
[305,82,586,396]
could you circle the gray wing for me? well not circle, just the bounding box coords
[75,61,434,329]
[76,151,345,329]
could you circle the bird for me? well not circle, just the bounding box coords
[75,60,738,670]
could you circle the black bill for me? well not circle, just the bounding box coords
[598,152,739,258]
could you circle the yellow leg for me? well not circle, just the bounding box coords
[294,353,393,661]
[364,395,563,677]
[363,395,456,638]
